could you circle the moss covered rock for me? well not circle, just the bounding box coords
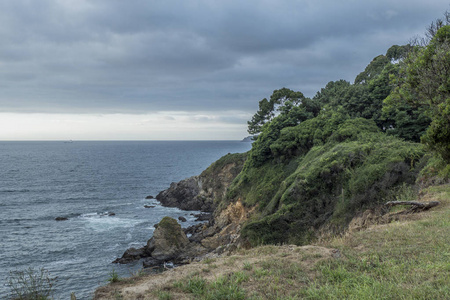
[147,217,190,261]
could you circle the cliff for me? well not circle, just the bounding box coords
[155,152,247,212]
[114,118,429,268]
[113,152,249,267]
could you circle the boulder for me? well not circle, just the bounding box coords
[113,216,208,268]
[145,195,154,199]
[55,217,68,221]
[144,205,155,208]
[178,216,187,222]
[147,217,190,261]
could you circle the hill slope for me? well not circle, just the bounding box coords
[94,184,449,300]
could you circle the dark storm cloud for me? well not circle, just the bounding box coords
[0,0,448,115]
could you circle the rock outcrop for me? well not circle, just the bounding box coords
[115,153,251,268]
[114,217,208,267]
[156,153,246,212]
[156,176,206,211]
[147,217,191,261]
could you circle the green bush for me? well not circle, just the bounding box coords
[108,268,120,283]
[239,124,425,246]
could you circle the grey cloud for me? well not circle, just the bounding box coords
[0,0,448,117]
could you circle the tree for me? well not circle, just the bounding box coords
[246,88,321,165]
[386,44,413,62]
[392,25,450,160]
[313,80,351,107]
[354,55,390,84]
[247,98,274,135]
[247,88,308,135]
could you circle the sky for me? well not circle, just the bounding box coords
[0,0,449,140]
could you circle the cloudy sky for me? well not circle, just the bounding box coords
[0,0,448,140]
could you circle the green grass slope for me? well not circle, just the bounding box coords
[228,117,426,245]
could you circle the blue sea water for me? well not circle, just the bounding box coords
[0,141,252,299]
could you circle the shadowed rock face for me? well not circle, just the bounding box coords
[155,176,207,211]
[156,153,247,212]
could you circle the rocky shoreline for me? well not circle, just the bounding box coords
[113,153,249,269]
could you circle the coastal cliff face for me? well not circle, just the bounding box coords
[155,152,247,212]
[114,153,249,267]
[115,122,426,267]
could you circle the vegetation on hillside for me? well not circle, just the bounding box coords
[93,13,450,300]
[94,184,450,300]
[230,19,450,246]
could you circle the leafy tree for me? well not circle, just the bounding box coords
[247,88,309,135]
[393,25,450,160]
[354,55,390,84]
[246,89,320,166]
[313,80,351,107]
[247,98,274,135]
[386,44,413,62]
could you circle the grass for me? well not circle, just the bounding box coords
[107,268,121,283]
[172,273,247,300]
[93,184,450,300]
[7,267,55,300]
[303,184,450,300]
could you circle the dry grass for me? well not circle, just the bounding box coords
[94,184,450,300]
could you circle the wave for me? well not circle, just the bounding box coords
[78,212,143,232]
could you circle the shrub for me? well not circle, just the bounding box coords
[7,267,55,300]
[108,269,120,283]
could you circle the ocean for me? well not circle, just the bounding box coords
[0,141,252,299]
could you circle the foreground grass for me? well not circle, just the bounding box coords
[95,184,450,300]
[304,184,450,300]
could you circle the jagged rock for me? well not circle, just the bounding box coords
[113,216,209,267]
[145,195,154,199]
[108,212,115,216]
[142,257,161,268]
[155,153,246,212]
[178,216,187,222]
[144,205,155,208]
[113,154,248,269]
[193,213,211,221]
[156,177,208,211]
[112,247,146,264]
[55,217,68,221]
[147,217,190,261]
[184,223,204,236]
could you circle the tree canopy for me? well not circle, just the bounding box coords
[389,25,450,161]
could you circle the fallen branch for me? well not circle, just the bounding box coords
[385,201,440,211]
